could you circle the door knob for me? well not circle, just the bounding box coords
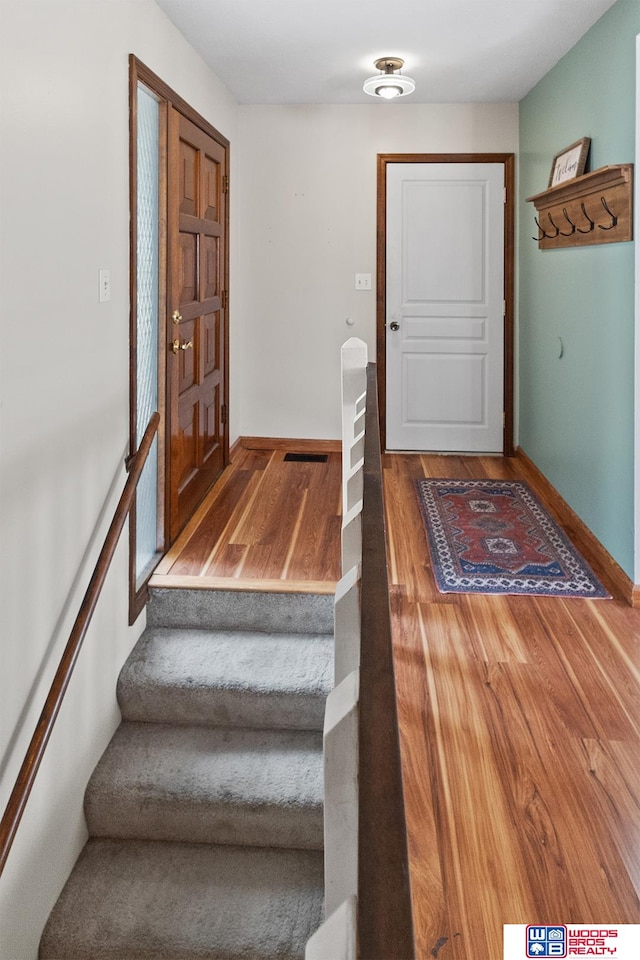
[171,310,183,324]
[389,321,400,331]
[172,338,193,354]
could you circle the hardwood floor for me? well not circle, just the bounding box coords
[151,444,342,593]
[154,444,640,958]
[384,453,640,959]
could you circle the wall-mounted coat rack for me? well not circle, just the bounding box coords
[526,164,633,249]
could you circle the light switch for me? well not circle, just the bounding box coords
[99,269,111,303]
[355,273,372,291]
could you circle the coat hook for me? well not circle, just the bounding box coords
[598,195,618,230]
[576,202,595,234]
[546,213,560,238]
[558,207,576,236]
[532,215,548,241]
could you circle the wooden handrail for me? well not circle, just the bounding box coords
[0,411,160,875]
[358,364,414,959]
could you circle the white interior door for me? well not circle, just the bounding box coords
[386,162,505,452]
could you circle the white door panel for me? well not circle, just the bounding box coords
[405,352,485,421]
[386,162,504,452]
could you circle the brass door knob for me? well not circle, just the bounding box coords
[172,337,193,354]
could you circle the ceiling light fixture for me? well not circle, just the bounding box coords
[363,57,415,100]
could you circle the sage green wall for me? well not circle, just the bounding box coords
[519,0,639,578]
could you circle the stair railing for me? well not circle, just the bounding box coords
[0,411,160,875]
[307,341,414,960]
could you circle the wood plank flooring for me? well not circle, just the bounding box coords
[154,444,640,958]
[151,444,342,592]
[384,453,640,959]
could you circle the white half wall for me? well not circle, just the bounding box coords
[0,3,238,957]
[236,102,519,439]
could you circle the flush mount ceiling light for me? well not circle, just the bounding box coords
[363,57,416,100]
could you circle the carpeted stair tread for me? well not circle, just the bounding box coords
[39,838,324,960]
[117,627,333,730]
[147,587,334,634]
[40,585,334,959]
[85,722,323,849]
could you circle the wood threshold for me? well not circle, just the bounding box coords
[149,574,336,595]
[515,447,633,604]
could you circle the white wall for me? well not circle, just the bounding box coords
[236,103,519,439]
[0,3,238,957]
[0,8,518,950]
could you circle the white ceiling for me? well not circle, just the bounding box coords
[153,0,617,104]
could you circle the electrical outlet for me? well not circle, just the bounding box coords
[355,273,372,291]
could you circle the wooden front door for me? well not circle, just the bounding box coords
[167,107,228,540]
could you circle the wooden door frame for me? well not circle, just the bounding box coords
[128,56,230,621]
[376,153,515,456]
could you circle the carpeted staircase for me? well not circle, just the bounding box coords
[39,587,334,960]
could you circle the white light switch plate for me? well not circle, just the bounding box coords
[355,273,372,290]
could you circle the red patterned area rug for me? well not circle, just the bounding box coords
[415,478,610,598]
